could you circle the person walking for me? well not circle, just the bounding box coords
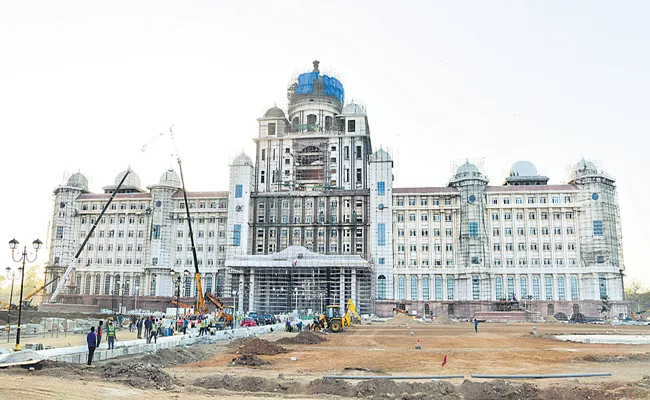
[144,316,152,340]
[107,320,117,350]
[136,317,143,339]
[149,319,158,344]
[474,318,479,333]
[87,326,97,366]
[96,320,104,348]
[177,317,183,332]
[182,318,188,335]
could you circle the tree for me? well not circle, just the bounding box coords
[625,279,650,313]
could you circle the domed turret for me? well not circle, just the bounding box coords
[233,152,252,166]
[158,169,181,188]
[370,148,392,162]
[449,161,488,186]
[264,106,285,118]
[571,158,598,178]
[342,103,366,115]
[67,172,88,191]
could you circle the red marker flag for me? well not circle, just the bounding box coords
[442,355,447,367]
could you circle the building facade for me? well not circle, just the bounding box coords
[44,61,626,318]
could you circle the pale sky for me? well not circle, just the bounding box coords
[1,1,648,287]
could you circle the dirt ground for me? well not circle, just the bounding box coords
[0,327,140,350]
[1,322,650,399]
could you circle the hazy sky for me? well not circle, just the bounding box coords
[1,2,648,287]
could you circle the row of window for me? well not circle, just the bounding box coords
[491,195,572,205]
[86,244,143,252]
[397,214,453,222]
[492,227,574,236]
[178,201,227,209]
[492,212,573,220]
[493,242,577,251]
[81,202,148,211]
[395,198,454,207]
[258,228,364,238]
[258,199,365,209]
[81,216,145,225]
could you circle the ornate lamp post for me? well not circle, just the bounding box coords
[9,238,42,351]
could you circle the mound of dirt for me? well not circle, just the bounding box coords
[583,352,650,363]
[194,374,302,394]
[100,362,178,390]
[306,378,354,396]
[230,337,288,356]
[230,354,270,367]
[384,313,411,326]
[432,315,451,324]
[137,346,214,368]
[276,331,327,345]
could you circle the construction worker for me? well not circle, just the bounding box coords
[144,316,152,340]
[474,318,479,333]
[149,319,158,344]
[107,321,117,350]
[87,326,97,366]
[136,317,143,339]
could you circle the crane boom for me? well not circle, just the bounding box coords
[177,158,205,312]
[50,169,132,302]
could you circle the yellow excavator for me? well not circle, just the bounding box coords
[205,292,234,326]
[311,299,362,333]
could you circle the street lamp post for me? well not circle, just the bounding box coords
[5,267,17,342]
[120,283,125,315]
[8,238,42,351]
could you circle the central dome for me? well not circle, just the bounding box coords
[115,170,141,189]
[509,161,538,177]
[456,161,480,176]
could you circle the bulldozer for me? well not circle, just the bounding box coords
[311,300,362,333]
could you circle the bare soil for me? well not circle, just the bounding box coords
[229,337,288,356]
[230,354,271,367]
[276,330,328,345]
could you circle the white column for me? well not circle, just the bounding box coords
[417,274,423,300]
[238,274,244,314]
[248,271,255,313]
[351,268,357,305]
[339,269,345,310]
[442,274,447,300]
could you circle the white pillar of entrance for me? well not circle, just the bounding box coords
[339,269,345,310]
[238,274,245,314]
[351,268,357,306]
[248,271,255,313]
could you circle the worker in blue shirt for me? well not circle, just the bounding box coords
[87,327,97,365]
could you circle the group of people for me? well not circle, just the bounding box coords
[86,319,118,365]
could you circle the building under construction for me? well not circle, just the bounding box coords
[43,61,627,319]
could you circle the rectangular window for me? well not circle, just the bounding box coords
[495,276,503,299]
[472,276,480,300]
[56,226,64,239]
[152,225,161,239]
[356,145,362,160]
[378,257,385,265]
[447,277,454,300]
[520,277,528,298]
[347,119,356,132]
[558,277,566,300]
[233,224,241,246]
[235,184,243,198]
[469,222,479,239]
[422,278,430,301]
[593,220,603,236]
[435,276,442,300]
[377,223,386,246]
[545,276,553,300]
[377,181,385,196]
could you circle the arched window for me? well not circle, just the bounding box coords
[495,276,503,300]
[292,117,300,129]
[435,276,442,300]
[532,276,541,300]
[84,274,91,295]
[104,275,111,295]
[599,274,607,299]
[547,303,554,315]
[206,275,213,293]
[557,276,566,300]
[377,275,387,300]
[94,274,101,295]
[410,276,418,300]
[184,277,192,297]
[216,274,224,297]
[422,277,430,301]
[424,303,430,317]
[507,276,515,299]
[570,276,579,299]
[114,274,121,295]
[447,277,455,300]
[306,114,317,131]
[519,276,528,298]
[325,116,333,131]
[573,304,580,315]
[75,274,82,294]
[544,275,553,300]
[150,274,157,296]
[398,276,405,300]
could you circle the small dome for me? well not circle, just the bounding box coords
[115,170,141,189]
[233,152,252,166]
[456,161,480,177]
[509,161,538,177]
[572,159,598,177]
[371,149,392,162]
[67,172,88,190]
[343,103,365,115]
[264,106,285,118]
[159,169,181,188]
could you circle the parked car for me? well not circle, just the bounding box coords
[240,317,257,327]
[261,314,276,325]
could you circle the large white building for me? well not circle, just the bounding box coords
[44,61,626,318]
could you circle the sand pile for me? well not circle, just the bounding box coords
[432,315,451,324]
[230,337,288,356]
[276,331,327,345]
[230,354,271,367]
[384,313,411,326]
